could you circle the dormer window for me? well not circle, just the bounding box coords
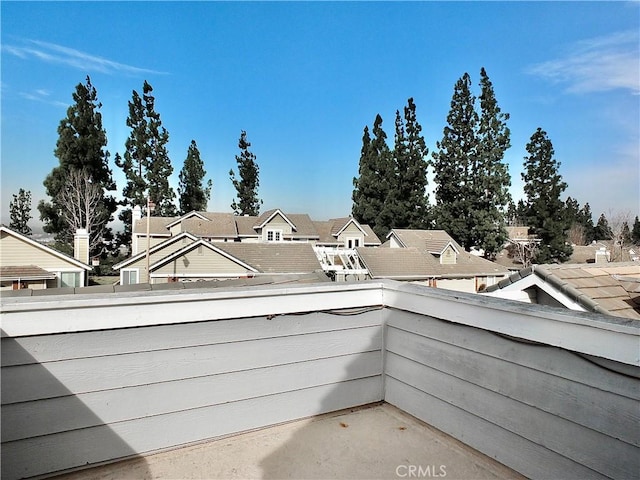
[266,229,282,242]
[345,237,361,249]
[440,245,457,264]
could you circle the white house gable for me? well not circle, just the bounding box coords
[337,221,366,248]
[150,241,257,281]
[440,244,458,264]
[260,212,294,242]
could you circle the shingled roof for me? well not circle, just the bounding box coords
[180,214,238,238]
[381,229,508,278]
[484,262,640,320]
[389,229,461,254]
[0,265,57,281]
[356,247,438,279]
[135,210,379,245]
[216,243,323,274]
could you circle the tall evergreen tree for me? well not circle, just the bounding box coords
[579,202,595,243]
[38,76,116,255]
[521,128,572,263]
[376,111,405,234]
[505,200,528,226]
[432,73,478,249]
[352,115,396,239]
[352,125,376,228]
[378,100,429,232]
[144,82,176,217]
[632,216,640,244]
[565,197,587,245]
[621,221,632,245]
[230,131,262,216]
[593,213,613,241]
[116,81,176,249]
[473,68,512,259]
[9,188,32,235]
[178,140,212,214]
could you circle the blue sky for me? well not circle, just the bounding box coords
[2,1,639,232]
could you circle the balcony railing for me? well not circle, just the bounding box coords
[1,280,638,479]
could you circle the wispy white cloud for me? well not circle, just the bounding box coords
[2,39,167,76]
[527,30,640,95]
[19,90,68,108]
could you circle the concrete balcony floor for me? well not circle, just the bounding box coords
[55,403,523,480]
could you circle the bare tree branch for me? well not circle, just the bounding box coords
[506,236,540,268]
[55,169,109,253]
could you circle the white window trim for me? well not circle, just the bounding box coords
[345,236,362,249]
[121,268,140,285]
[266,229,283,242]
[56,268,85,288]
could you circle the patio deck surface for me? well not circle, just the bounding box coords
[54,403,524,480]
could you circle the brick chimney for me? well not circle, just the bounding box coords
[74,228,90,265]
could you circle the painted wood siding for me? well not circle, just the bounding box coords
[1,310,384,479]
[133,235,168,256]
[337,223,364,244]
[0,232,79,271]
[153,248,250,276]
[436,278,475,293]
[384,309,640,480]
[125,236,198,283]
[440,245,456,264]
[261,213,293,240]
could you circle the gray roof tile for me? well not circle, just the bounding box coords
[216,243,322,274]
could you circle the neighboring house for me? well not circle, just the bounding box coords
[314,217,380,248]
[482,262,640,320]
[131,207,381,255]
[124,208,380,284]
[0,225,92,290]
[114,231,324,285]
[357,229,510,293]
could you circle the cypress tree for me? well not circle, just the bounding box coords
[144,82,176,217]
[402,98,430,229]
[117,81,176,250]
[473,68,511,259]
[432,73,478,249]
[352,125,376,228]
[230,131,262,216]
[9,188,32,236]
[178,140,212,214]
[593,213,613,241]
[38,76,116,255]
[621,221,632,245]
[352,114,397,239]
[522,128,573,263]
[377,110,406,234]
[632,216,640,244]
[579,202,595,243]
[372,115,395,238]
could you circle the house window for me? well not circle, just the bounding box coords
[60,272,80,288]
[346,237,361,248]
[266,229,282,242]
[121,269,139,285]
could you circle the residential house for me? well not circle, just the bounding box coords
[481,262,640,320]
[0,225,92,290]
[357,229,510,293]
[132,208,380,253]
[114,231,325,285]
[122,208,380,284]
